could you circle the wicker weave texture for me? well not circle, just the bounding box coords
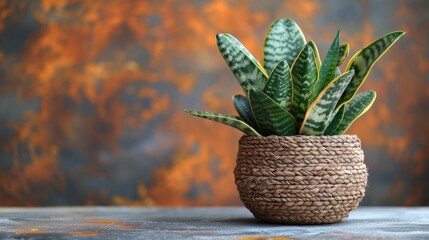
[234,135,368,224]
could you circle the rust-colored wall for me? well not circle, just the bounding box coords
[0,0,428,206]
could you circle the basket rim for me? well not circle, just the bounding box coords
[240,134,359,140]
[237,134,364,164]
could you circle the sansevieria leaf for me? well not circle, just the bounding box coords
[216,33,268,92]
[334,91,376,134]
[232,95,258,129]
[338,44,350,66]
[334,66,343,102]
[334,67,341,78]
[313,31,340,99]
[249,88,298,136]
[324,105,345,135]
[263,18,306,74]
[263,60,292,109]
[300,70,355,135]
[308,41,321,70]
[184,110,261,136]
[337,31,405,108]
[291,43,319,124]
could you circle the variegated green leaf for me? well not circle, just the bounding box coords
[300,70,355,135]
[184,110,261,136]
[324,105,345,135]
[263,60,292,109]
[263,18,306,74]
[308,41,321,70]
[313,31,340,99]
[338,44,350,66]
[337,31,405,108]
[334,91,376,134]
[334,67,341,78]
[216,33,268,92]
[291,43,319,124]
[232,94,258,129]
[249,88,298,136]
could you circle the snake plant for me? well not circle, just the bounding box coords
[185,18,404,136]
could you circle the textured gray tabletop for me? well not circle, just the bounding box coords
[0,207,428,239]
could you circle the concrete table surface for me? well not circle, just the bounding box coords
[0,207,428,239]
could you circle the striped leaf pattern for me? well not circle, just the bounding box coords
[232,94,258,129]
[216,33,268,92]
[334,91,376,134]
[313,32,340,99]
[337,31,405,108]
[338,44,350,66]
[249,88,298,136]
[324,105,345,135]
[308,41,321,70]
[263,18,306,74]
[291,43,319,124]
[263,60,292,109]
[300,70,355,135]
[186,19,403,137]
[184,110,261,136]
[334,67,341,78]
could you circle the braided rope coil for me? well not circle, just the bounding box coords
[234,135,368,224]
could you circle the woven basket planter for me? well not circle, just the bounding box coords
[234,135,368,224]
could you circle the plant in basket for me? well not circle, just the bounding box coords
[185,18,404,224]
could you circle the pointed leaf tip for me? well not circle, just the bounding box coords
[216,33,268,92]
[263,18,306,74]
[312,31,340,99]
[263,60,292,109]
[338,44,350,67]
[185,109,261,136]
[291,43,319,124]
[338,30,405,107]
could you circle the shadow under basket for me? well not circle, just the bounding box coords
[234,135,368,224]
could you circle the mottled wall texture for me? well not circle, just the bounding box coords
[0,0,428,206]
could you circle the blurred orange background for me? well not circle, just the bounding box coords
[0,0,428,206]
